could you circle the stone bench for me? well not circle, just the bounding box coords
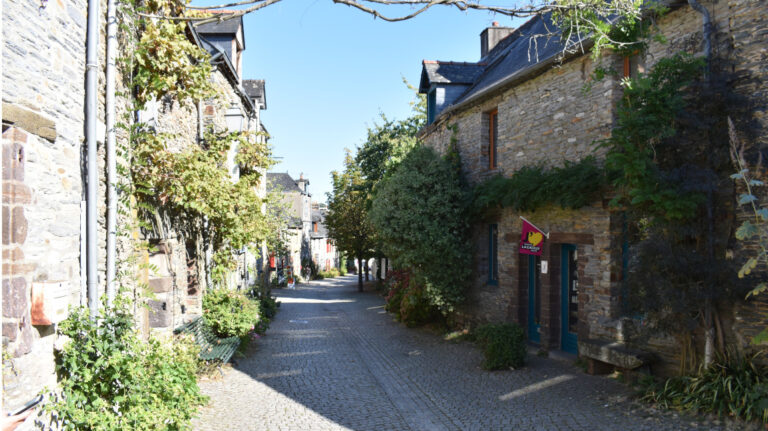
[578,338,654,375]
[174,316,241,364]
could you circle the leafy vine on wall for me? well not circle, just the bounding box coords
[120,0,276,285]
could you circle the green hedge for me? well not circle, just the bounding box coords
[474,323,527,370]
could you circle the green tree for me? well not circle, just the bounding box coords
[356,81,426,192]
[355,82,426,277]
[370,145,471,312]
[325,151,377,292]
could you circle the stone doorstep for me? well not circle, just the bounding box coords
[578,338,654,374]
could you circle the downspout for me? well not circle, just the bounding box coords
[687,0,713,81]
[688,0,715,366]
[86,0,100,319]
[105,0,117,307]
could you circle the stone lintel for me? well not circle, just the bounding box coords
[2,103,57,142]
[149,277,173,293]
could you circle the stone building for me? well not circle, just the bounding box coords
[2,3,270,412]
[267,172,312,278]
[417,0,768,375]
[310,203,340,272]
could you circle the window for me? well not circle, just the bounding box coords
[622,53,645,79]
[488,224,499,285]
[489,109,498,169]
[427,89,437,125]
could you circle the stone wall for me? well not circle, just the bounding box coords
[2,0,88,412]
[424,54,620,187]
[720,0,768,353]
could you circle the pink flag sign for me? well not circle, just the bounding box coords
[519,218,545,256]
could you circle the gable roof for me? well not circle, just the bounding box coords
[194,14,245,50]
[186,23,256,117]
[267,172,302,194]
[418,61,486,92]
[451,13,569,108]
[419,13,587,120]
[243,79,267,110]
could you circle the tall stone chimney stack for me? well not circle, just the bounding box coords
[297,173,309,193]
[480,21,515,59]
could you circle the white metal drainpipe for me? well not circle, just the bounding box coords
[105,0,118,307]
[86,0,100,319]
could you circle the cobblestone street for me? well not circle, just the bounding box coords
[192,276,721,431]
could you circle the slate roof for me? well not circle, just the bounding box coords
[186,20,255,116]
[195,15,243,37]
[243,79,266,110]
[451,13,570,107]
[418,61,486,92]
[266,172,302,194]
[420,13,584,117]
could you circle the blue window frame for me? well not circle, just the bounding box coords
[528,255,541,343]
[427,89,437,125]
[488,224,498,285]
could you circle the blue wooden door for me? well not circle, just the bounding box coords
[528,255,541,343]
[561,244,578,354]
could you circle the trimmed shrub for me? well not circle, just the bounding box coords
[399,281,439,327]
[474,323,527,370]
[317,268,341,279]
[203,289,261,338]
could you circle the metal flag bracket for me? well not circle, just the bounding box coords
[519,216,549,238]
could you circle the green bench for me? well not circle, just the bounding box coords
[174,316,241,364]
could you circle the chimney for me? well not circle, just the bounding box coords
[480,23,515,59]
[296,173,309,193]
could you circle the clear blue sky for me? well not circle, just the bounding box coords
[196,1,522,201]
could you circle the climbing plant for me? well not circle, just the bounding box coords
[116,0,276,286]
[472,157,606,216]
[599,52,746,372]
[131,126,274,285]
[600,53,706,224]
[729,117,768,345]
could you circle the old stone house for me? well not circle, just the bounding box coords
[310,203,340,272]
[418,0,768,375]
[2,2,270,411]
[267,172,312,278]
